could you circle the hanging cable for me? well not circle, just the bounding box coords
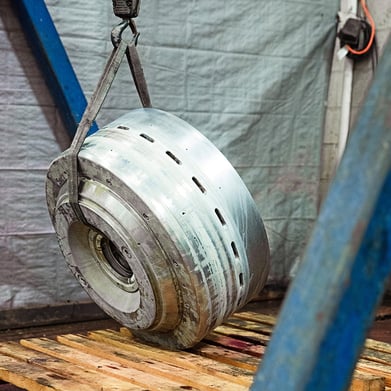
[338,0,377,63]
[346,0,375,56]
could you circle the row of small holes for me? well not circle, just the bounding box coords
[139,133,182,166]
[138,131,242,283]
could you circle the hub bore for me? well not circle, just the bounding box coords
[90,231,138,293]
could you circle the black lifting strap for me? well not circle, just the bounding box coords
[111,0,151,108]
[66,1,151,225]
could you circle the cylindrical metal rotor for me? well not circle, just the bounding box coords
[46,108,270,349]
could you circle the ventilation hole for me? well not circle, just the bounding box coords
[239,273,244,286]
[117,125,129,130]
[231,241,239,258]
[192,177,206,193]
[166,151,181,165]
[140,133,154,143]
[214,208,226,226]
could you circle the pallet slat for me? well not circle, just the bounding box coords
[0,311,389,390]
[103,328,254,385]
[61,331,245,391]
[351,371,385,391]
[0,342,140,391]
[213,324,270,344]
[204,332,266,357]
[20,337,188,391]
[0,348,97,391]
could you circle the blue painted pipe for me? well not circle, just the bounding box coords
[252,37,391,391]
[13,0,98,137]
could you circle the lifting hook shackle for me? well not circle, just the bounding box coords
[112,0,141,20]
[111,0,141,47]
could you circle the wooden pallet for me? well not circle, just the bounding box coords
[0,312,390,390]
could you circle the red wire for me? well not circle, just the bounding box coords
[347,0,376,55]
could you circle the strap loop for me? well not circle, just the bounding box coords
[66,18,151,224]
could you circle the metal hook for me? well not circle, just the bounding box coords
[111,19,140,47]
[111,20,130,47]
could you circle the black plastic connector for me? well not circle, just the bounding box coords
[338,18,362,47]
[338,17,374,60]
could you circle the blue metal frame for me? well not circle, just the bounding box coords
[252,37,391,391]
[13,0,98,137]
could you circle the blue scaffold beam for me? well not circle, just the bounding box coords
[252,37,391,391]
[13,0,98,137]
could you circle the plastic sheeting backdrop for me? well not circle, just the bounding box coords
[0,0,339,311]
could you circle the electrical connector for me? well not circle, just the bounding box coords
[338,18,362,47]
[338,17,375,61]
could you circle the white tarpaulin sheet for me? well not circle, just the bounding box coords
[0,0,339,311]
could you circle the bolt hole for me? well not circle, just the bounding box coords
[117,125,129,130]
[231,241,239,258]
[192,177,206,193]
[140,133,154,143]
[166,151,181,165]
[215,208,226,226]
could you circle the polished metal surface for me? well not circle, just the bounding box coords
[46,108,270,349]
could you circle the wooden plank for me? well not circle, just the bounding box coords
[20,337,189,391]
[233,311,277,326]
[104,328,254,386]
[351,370,385,391]
[0,342,137,391]
[357,359,391,387]
[362,348,391,367]
[213,324,270,344]
[58,332,246,391]
[0,310,389,391]
[224,317,274,335]
[366,339,391,355]
[0,349,95,391]
[191,342,259,371]
[204,332,265,357]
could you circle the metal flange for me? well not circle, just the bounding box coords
[46,108,270,349]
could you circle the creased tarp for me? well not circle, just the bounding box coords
[0,0,338,310]
[0,1,89,309]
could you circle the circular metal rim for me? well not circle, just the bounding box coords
[46,108,270,349]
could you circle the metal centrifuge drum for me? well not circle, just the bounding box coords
[46,108,270,349]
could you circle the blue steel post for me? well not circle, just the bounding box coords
[252,38,391,391]
[13,0,98,137]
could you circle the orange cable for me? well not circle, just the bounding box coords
[347,0,376,55]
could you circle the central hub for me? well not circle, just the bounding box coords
[90,230,139,293]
